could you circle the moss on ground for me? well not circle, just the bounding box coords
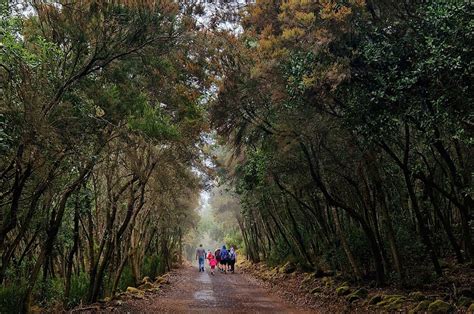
[376,295,406,309]
[467,303,474,313]
[427,300,452,313]
[346,288,368,303]
[408,291,425,301]
[335,285,351,296]
[410,300,430,313]
[368,295,383,305]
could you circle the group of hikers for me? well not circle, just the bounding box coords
[196,244,237,275]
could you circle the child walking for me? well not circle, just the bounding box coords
[206,250,213,264]
[209,253,218,275]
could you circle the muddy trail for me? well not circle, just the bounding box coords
[118,265,306,313]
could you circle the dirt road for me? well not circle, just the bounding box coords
[120,265,305,313]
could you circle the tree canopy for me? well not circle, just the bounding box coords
[0,0,473,311]
[210,0,473,287]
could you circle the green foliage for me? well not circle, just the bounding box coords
[0,283,27,313]
[65,272,89,309]
[35,277,64,308]
[212,0,473,289]
[266,237,292,267]
[236,149,268,193]
[117,266,136,293]
[223,230,244,250]
[342,0,473,146]
[128,102,180,141]
[322,241,348,274]
[345,227,372,273]
[428,300,452,313]
[283,52,315,106]
[0,114,12,153]
[142,255,164,280]
[0,0,207,310]
[393,214,436,286]
[1,0,473,310]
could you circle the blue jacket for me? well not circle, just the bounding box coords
[220,248,228,259]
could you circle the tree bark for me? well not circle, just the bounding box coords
[332,206,363,279]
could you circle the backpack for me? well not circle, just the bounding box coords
[229,251,235,261]
[220,249,229,260]
[215,249,221,259]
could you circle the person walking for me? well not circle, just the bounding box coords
[209,252,217,275]
[228,246,236,273]
[206,250,213,265]
[220,245,229,273]
[196,244,206,272]
[214,248,221,272]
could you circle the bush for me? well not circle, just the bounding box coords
[266,237,292,267]
[0,284,27,313]
[322,241,347,274]
[142,255,163,280]
[223,231,244,251]
[346,226,372,271]
[322,225,372,278]
[35,277,64,308]
[117,265,135,292]
[393,212,435,286]
[65,272,89,309]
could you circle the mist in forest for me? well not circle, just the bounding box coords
[184,187,243,262]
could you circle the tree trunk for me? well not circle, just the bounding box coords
[332,206,363,279]
[24,161,95,312]
[64,197,81,306]
[427,184,464,263]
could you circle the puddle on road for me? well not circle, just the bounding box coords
[194,289,216,302]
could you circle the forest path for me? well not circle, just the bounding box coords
[120,264,307,313]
